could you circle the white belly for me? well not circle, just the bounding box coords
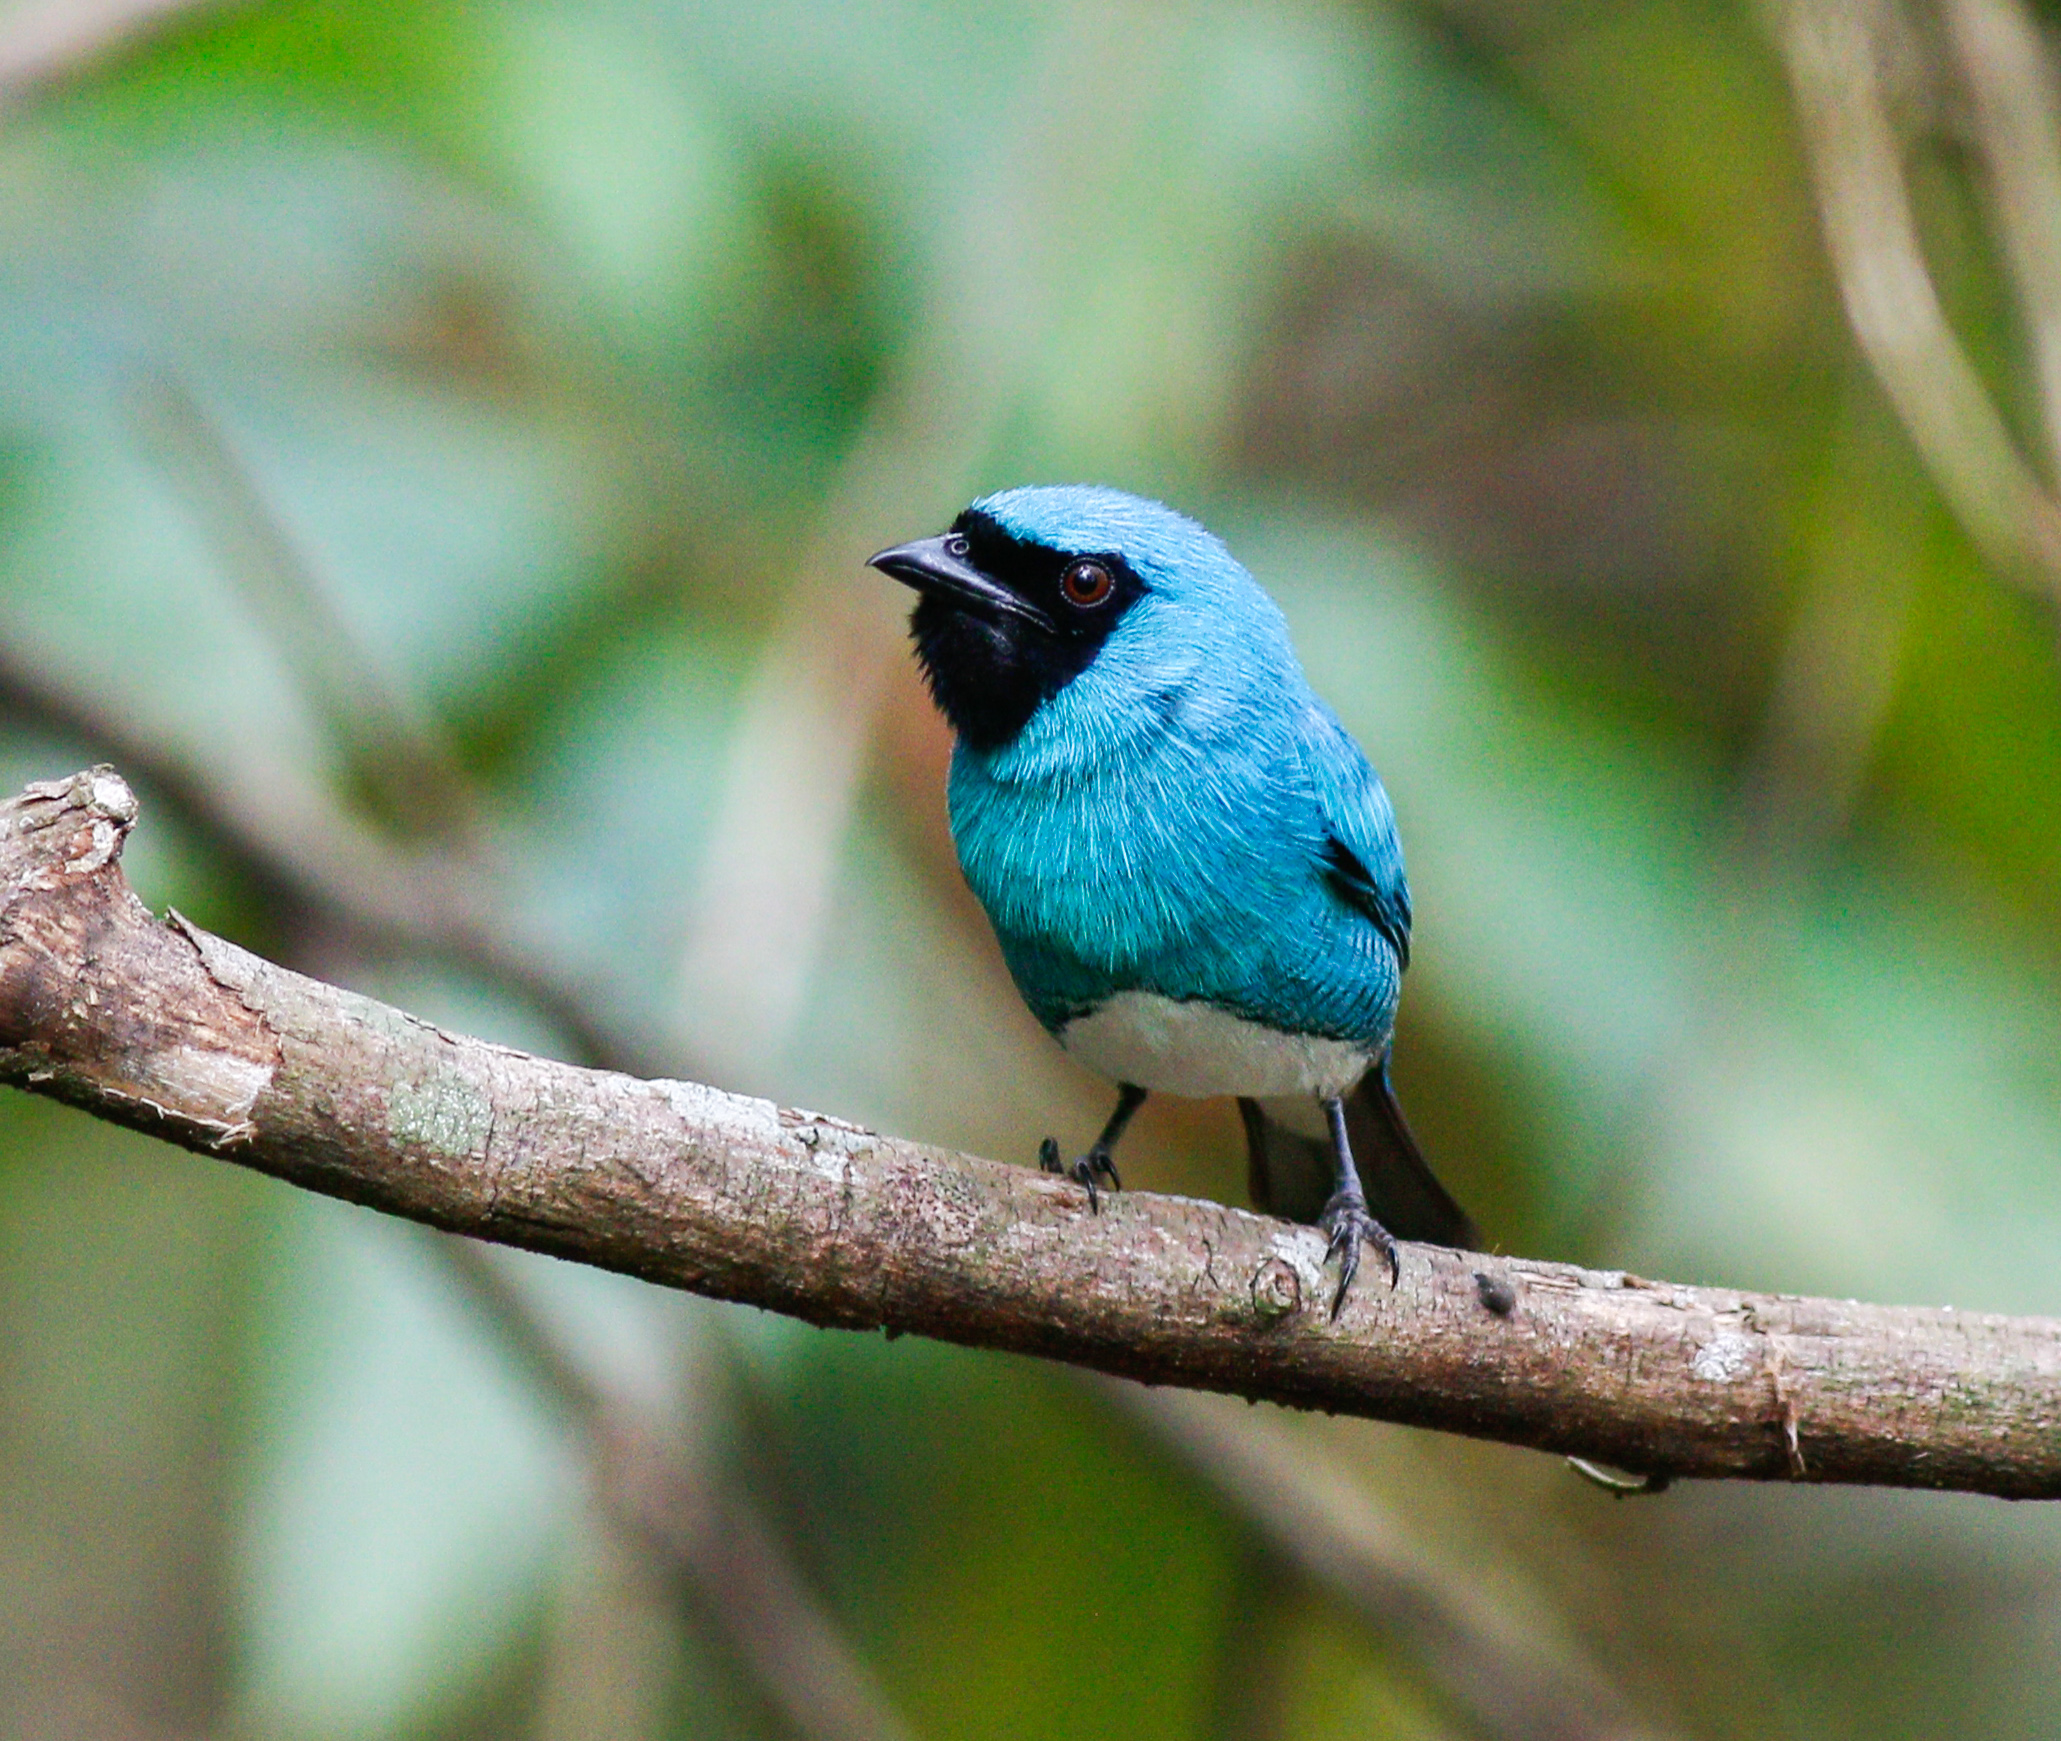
[1059,991,1374,1102]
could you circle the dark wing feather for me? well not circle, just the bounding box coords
[1299,701,1412,972]
[1322,834,1411,970]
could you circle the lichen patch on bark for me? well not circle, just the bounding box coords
[387,1068,496,1161]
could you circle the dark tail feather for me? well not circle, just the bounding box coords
[1349,1061,1481,1250]
[1239,1063,1480,1251]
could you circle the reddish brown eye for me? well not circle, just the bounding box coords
[1061,560,1114,608]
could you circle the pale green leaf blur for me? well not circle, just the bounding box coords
[2,1,2060,1738]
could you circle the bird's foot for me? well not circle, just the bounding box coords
[1318,1189,1398,1318]
[1039,1136,1121,1213]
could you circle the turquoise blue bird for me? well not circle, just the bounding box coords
[869,485,1477,1313]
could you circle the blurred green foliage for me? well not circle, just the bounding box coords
[3,0,2061,1737]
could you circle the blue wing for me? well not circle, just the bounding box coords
[1299,703,1411,973]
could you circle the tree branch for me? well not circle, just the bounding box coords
[3,767,2057,1498]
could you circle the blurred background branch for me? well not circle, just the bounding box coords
[437,1238,917,1741]
[1771,0,2061,599]
[1103,1381,1670,1741]
[1945,0,2061,483]
[0,0,244,106]
[0,634,642,1070]
[131,371,488,846]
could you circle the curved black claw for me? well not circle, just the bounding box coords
[1319,1191,1399,1318]
[1040,1136,1121,1213]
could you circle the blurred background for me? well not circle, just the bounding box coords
[3,0,2061,1735]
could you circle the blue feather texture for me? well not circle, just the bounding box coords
[943,486,1408,1058]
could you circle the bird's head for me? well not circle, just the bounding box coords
[868,484,1291,757]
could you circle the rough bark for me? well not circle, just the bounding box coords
[2,767,2057,1498]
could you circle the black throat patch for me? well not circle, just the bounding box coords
[909,510,1145,753]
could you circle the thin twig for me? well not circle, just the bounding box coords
[1565,1459,1673,1499]
[4,765,2057,1500]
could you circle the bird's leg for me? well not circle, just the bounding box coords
[1318,1094,1400,1316]
[1040,1083,1144,1213]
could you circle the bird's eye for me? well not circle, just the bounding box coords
[944,534,970,559]
[1060,560,1114,608]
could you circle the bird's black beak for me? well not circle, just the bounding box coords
[867,534,1056,633]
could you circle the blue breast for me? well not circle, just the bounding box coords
[947,660,1404,1052]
